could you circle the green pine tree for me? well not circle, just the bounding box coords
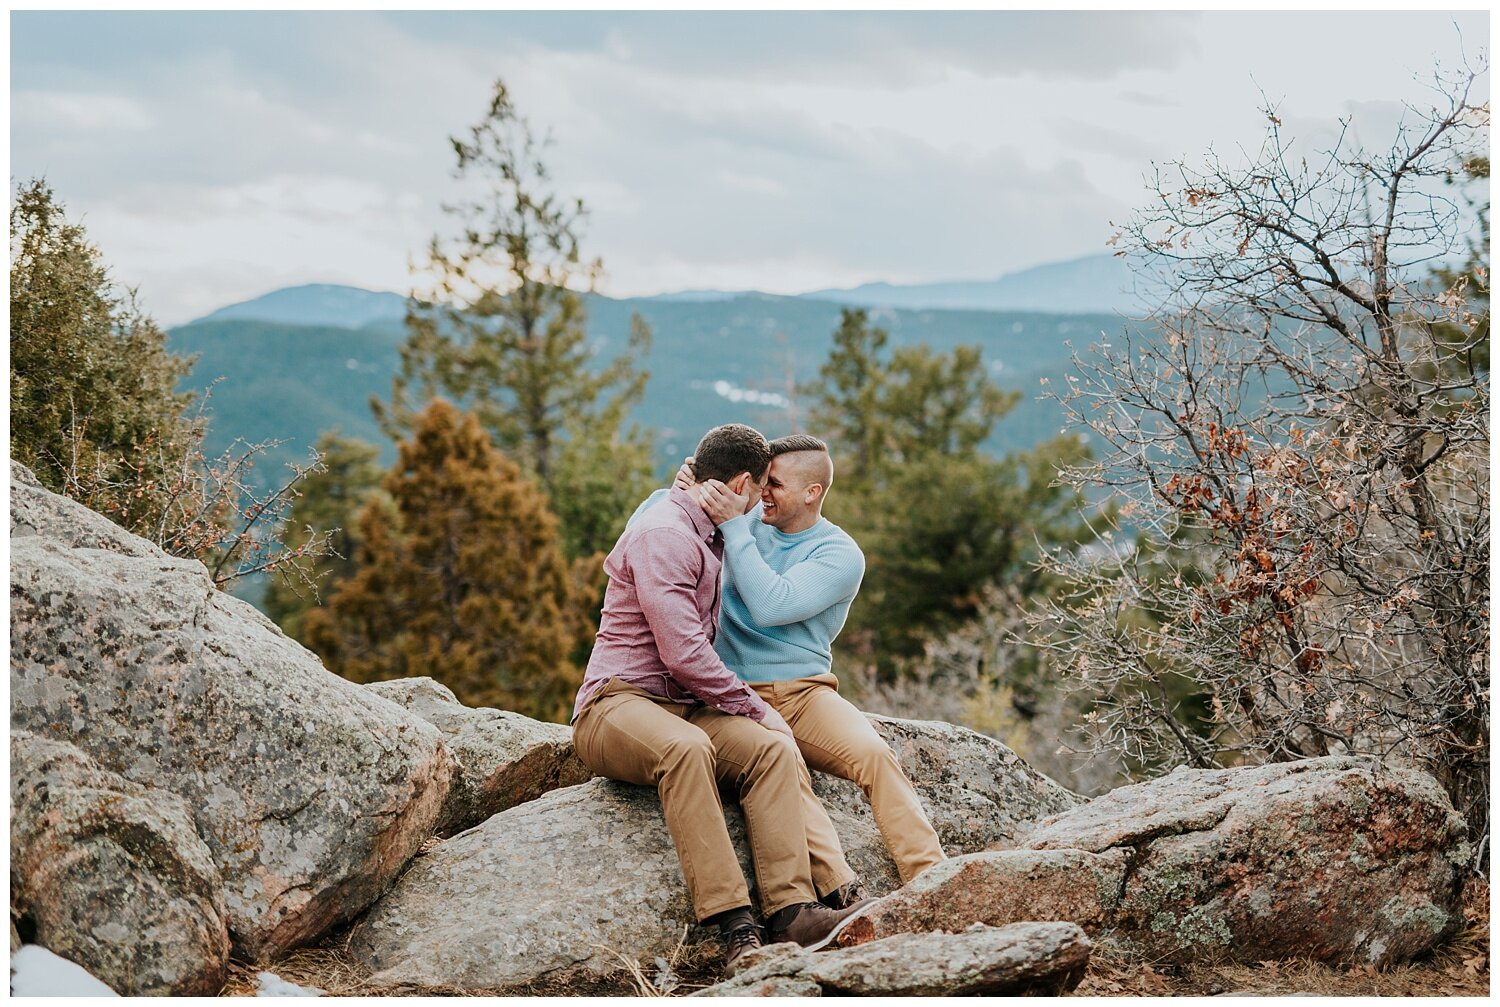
[373,78,656,561]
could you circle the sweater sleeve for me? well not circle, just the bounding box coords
[719,516,865,627]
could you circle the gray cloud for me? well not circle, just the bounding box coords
[9,10,1487,324]
[385,11,1202,86]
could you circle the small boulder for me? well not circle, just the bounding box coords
[693,922,1091,996]
[810,714,1080,855]
[10,733,229,995]
[364,677,592,834]
[347,778,899,991]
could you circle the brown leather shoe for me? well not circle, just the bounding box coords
[766,899,878,952]
[720,919,764,975]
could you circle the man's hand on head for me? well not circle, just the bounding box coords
[699,478,752,525]
[673,457,696,492]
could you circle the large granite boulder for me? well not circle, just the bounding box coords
[838,757,1468,967]
[346,777,900,991]
[364,677,592,835]
[693,922,1091,997]
[9,462,453,960]
[810,715,1080,855]
[10,733,229,996]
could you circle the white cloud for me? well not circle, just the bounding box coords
[13,90,154,131]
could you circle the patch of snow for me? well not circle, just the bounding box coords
[256,971,324,997]
[10,944,119,997]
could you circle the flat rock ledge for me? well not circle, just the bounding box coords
[364,677,592,835]
[836,757,1469,968]
[692,921,1091,997]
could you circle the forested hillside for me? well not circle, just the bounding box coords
[168,289,1124,478]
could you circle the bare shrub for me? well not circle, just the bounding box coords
[1033,58,1489,867]
[59,381,337,593]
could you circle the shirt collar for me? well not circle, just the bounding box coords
[668,487,718,545]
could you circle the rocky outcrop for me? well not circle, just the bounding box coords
[838,757,1468,967]
[693,922,1091,997]
[364,678,591,835]
[10,462,453,960]
[811,715,1080,855]
[10,733,229,996]
[346,777,900,991]
[12,461,1474,987]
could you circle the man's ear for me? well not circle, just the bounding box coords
[805,483,825,506]
[727,472,750,495]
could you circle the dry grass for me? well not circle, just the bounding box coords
[221,877,1489,997]
[218,928,727,997]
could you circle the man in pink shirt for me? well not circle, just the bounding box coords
[571,424,870,973]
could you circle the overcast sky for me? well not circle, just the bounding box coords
[11,10,1490,325]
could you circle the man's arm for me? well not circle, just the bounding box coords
[719,517,865,627]
[631,527,774,721]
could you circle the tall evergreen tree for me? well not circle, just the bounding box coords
[305,400,590,721]
[262,431,386,643]
[373,78,656,560]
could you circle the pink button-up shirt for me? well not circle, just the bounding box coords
[573,488,771,724]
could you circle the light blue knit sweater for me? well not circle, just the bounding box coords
[627,490,865,682]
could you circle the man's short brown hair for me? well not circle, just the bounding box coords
[692,424,772,484]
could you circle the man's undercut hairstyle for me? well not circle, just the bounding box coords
[770,434,834,490]
[693,424,772,484]
[770,434,828,457]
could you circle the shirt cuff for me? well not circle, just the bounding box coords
[731,690,771,722]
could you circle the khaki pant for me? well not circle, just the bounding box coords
[751,674,946,884]
[572,678,836,921]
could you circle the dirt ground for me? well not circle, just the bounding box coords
[220,876,1490,997]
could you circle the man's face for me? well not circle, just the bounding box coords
[759,457,805,530]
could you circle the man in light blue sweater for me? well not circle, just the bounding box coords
[642,434,946,896]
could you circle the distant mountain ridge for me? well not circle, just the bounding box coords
[798,253,1148,315]
[191,284,408,328]
[190,252,1145,329]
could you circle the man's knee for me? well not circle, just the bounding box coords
[657,728,715,780]
[735,727,803,784]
